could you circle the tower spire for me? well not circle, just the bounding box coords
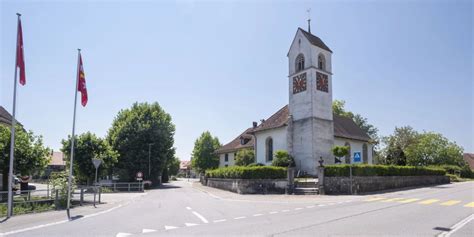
[307,8,311,33]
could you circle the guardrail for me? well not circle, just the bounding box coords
[100,182,145,192]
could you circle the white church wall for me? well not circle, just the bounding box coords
[255,127,288,165]
[334,138,373,164]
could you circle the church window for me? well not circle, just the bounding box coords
[266,137,273,162]
[295,54,305,72]
[318,54,326,70]
[363,144,368,164]
[344,142,351,164]
[225,154,228,162]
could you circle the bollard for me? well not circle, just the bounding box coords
[98,186,102,204]
[54,190,59,210]
[80,188,84,206]
[128,183,130,192]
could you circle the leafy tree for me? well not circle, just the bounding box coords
[107,102,175,184]
[167,156,181,176]
[272,150,295,167]
[332,100,379,140]
[235,149,255,166]
[191,131,220,173]
[380,126,419,165]
[49,171,76,208]
[405,132,464,166]
[0,124,50,191]
[61,132,118,185]
[332,146,349,159]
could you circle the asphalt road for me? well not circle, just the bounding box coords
[1,180,473,237]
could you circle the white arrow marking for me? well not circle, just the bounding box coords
[116,233,132,237]
[142,229,157,233]
[185,223,199,227]
[164,226,178,230]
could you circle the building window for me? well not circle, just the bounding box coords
[318,54,326,70]
[363,143,368,164]
[344,142,351,164]
[295,54,305,72]
[266,137,273,162]
[224,154,228,162]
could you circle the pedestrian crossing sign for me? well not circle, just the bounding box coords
[353,152,361,163]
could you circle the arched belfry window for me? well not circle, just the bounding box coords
[344,142,351,164]
[266,137,273,162]
[363,143,368,164]
[318,54,326,70]
[295,54,305,72]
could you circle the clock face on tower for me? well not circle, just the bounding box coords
[292,72,307,94]
[316,72,329,92]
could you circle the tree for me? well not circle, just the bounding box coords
[405,132,464,166]
[234,149,255,166]
[191,131,220,173]
[272,150,295,167]
[332,146,349,160]
[61,132,118,185]
[0,124,50,191]
[167,156,181,176]
[107,102,175,184]
[380,126,419,165]
[332,100,379,140]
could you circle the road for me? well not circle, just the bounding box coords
[1,180,473,236]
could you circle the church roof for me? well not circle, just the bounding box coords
[252,105,371,141]
[299,28,333,53]
[216,127,255,154]
[0,106,13,125]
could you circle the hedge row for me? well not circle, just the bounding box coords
[205,166,287,179]
[324,164,446,177]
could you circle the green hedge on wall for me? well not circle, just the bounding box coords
[325,164,446,177]
[206,166,287,179]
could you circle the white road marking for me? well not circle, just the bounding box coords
[253,213,264,216]
[282,210,290,212]
[318,204,326,207]
[116,233,132,237]
[269,211,278,214]
[186,206,192,210]
[234,216,246,219]
[306,205,315,208]
[294,207,303,210]
[438,214,474,237]
[142,229,157,233]
[192,211,209,223]
[213,219,227,223]
[164,225,178,230]
[0,204,124,236]
[185,223,199,227]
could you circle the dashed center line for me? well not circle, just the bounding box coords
[294,207,303,210]
[253,213,264,216]
[213,219,227,223]
[282,209,290,212]
[269,211,278,214]
[234,216,246,220]
[306,205,315,208]
[318,204,326,207]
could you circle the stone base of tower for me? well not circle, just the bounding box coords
[291,117,334,176]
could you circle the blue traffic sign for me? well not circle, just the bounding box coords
[353,152,361,163]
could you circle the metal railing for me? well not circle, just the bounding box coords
[100,182,144,192]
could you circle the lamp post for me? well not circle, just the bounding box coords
[148,143,154,179]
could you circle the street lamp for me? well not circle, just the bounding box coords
[148,143,154,178]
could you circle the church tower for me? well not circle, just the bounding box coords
[287,27,334,175]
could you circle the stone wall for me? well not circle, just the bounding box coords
[206,178,288,194]
[323,175,450,195]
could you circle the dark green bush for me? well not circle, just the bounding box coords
[205,166,286,179]
[324,164,445,177]
[247,163,265,167]
[271,150,295,167]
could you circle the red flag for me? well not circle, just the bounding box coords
[77,53,88,106]
[16,17,26,85]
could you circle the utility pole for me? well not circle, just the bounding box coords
[148,143,154,179]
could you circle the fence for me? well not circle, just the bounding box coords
[100,182,145,192]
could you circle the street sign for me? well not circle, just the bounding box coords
[136,171,143,178]
[92,158,102,169]
[353,152,361,163]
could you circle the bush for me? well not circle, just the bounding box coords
[206,166,286,179]
[324,164,445,177]
[272,150,295,167]
[235,149,255,166]
[49,171,76,208]
[248,163,265,167]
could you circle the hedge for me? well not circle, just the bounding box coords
[205,166,287,179]
[324,164,446,177]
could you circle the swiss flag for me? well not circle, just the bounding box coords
[16,17,26,85]
[77,53,88,106]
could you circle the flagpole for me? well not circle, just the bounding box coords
[66,49,81,220]
[7,13,21,219]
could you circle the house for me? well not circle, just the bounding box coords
[216,26,373,175]
[178,160,196,178]
[0,106,13,126]
[463,153,474,169]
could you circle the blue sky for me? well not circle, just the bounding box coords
[1,0,472,160]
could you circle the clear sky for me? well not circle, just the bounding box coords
[1,0,472,160]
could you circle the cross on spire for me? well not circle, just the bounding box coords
[307,8,311,33]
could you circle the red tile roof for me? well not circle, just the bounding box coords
[463,153,474,169]
[215,128,255,154]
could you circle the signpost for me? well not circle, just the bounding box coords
[353,152,361,163]
[136,171,143,191]
[92,158,102,207]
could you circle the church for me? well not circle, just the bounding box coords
[216,26,374,175]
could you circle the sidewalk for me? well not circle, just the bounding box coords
[0,192,146,235]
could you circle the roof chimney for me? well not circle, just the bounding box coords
[252,121,258,128]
